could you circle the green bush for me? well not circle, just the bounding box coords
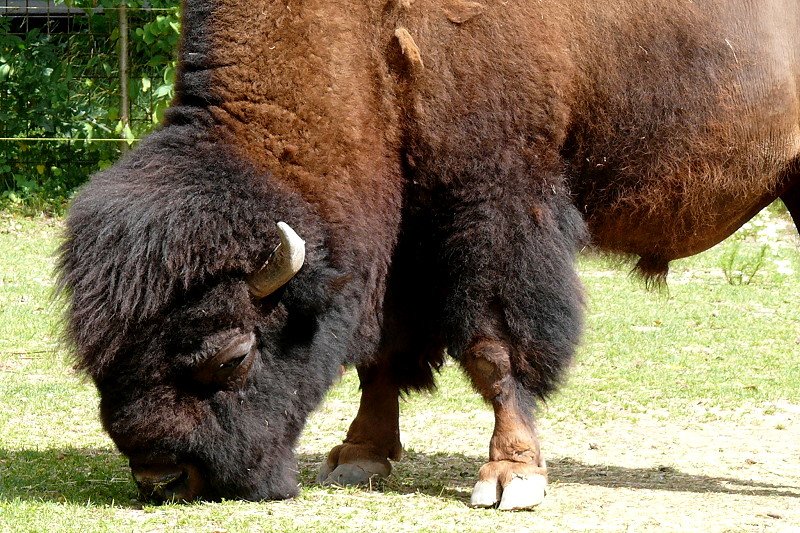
[0,1,179,214]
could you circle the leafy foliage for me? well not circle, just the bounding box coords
[0,1,180,214]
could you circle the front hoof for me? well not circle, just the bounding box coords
[469,479,501,508]
[317,444,392,487]
[469,460,548,511]
[497,475,547,510]
[318,460,390,486]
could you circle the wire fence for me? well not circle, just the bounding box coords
[0,1,179,207]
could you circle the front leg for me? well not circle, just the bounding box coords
[318,363,402,486]
[462,339,549,510]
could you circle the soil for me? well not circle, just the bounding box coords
[303,396,799,532]
[535,404,800,532]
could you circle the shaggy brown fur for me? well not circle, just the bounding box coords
[57,0,800,504]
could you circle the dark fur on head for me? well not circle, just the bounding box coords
[56,107,360,500]
[57,108,328,380]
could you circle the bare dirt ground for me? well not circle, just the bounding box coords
[534,404,800,532]
[304,398,800,532]
[299,393,800,532]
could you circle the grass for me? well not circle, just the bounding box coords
[1,208,799,532]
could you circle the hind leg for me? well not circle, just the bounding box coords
[462,339,549,510]
[781,182,800,232]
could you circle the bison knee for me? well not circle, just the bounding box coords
[462,340,513,401]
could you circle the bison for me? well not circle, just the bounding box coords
[57,0,800,510]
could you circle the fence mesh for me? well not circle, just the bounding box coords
[0,1,178,206]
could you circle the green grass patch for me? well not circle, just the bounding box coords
[1,208,799,531]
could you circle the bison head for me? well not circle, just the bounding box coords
[57,126,352,502]
[96,223,311,502]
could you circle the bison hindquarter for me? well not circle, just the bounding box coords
[57,0,800,510]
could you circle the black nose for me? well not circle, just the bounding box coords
[130,463,203,502]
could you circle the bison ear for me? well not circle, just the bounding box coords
[247,222,306,298]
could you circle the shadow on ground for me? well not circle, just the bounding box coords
[2,448,797,508]
[0,447,134,506]
[299,449,800,503]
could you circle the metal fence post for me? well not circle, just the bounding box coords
[119,2,130,153]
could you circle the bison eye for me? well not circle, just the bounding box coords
[219,354,247,370]
[195,332,256,388]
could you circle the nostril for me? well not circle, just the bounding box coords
[131,464,196,502]
[133,468,185,489]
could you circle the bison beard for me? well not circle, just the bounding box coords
[57,0,799,510]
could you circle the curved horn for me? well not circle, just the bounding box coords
[247,222,306,298]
